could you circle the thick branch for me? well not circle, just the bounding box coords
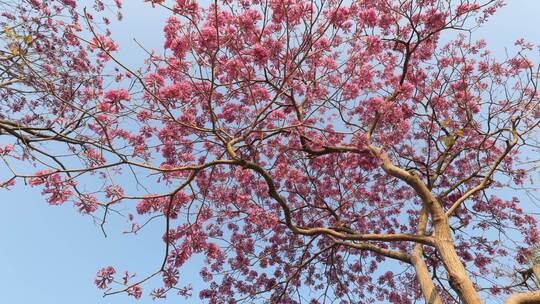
[335,240,412,264]
[226,138,435,245]
[506,291,540,304]
[446,128,518,216]
[412,208,443,304]
[369,145,446,224]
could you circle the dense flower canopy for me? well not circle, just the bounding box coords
[1,0,540,303]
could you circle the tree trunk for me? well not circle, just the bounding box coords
[505,291,540,304]
[412,244,443,304]
[413,207,443,304]
[434,220,483,304]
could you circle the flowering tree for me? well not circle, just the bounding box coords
[1,0,540,303]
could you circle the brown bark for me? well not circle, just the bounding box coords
[505,291,540,304]
[264,130,527,304]
[433,219,483,304]
[371,146,483,303]
[411,249,442,304]
[533,264,540,286]
[413,208,443,304]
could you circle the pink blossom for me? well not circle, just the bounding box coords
[0,144,14,155]
[104,89,131,103]
[95,266,116,289]
[127,285,142,299]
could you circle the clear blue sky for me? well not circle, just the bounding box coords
[1,1,539,303]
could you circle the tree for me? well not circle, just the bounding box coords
[1,0,540,303]
[1,0,113,179]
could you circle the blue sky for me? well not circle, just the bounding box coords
[1,1,540,303]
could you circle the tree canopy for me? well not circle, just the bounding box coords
[1,0,540,303]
